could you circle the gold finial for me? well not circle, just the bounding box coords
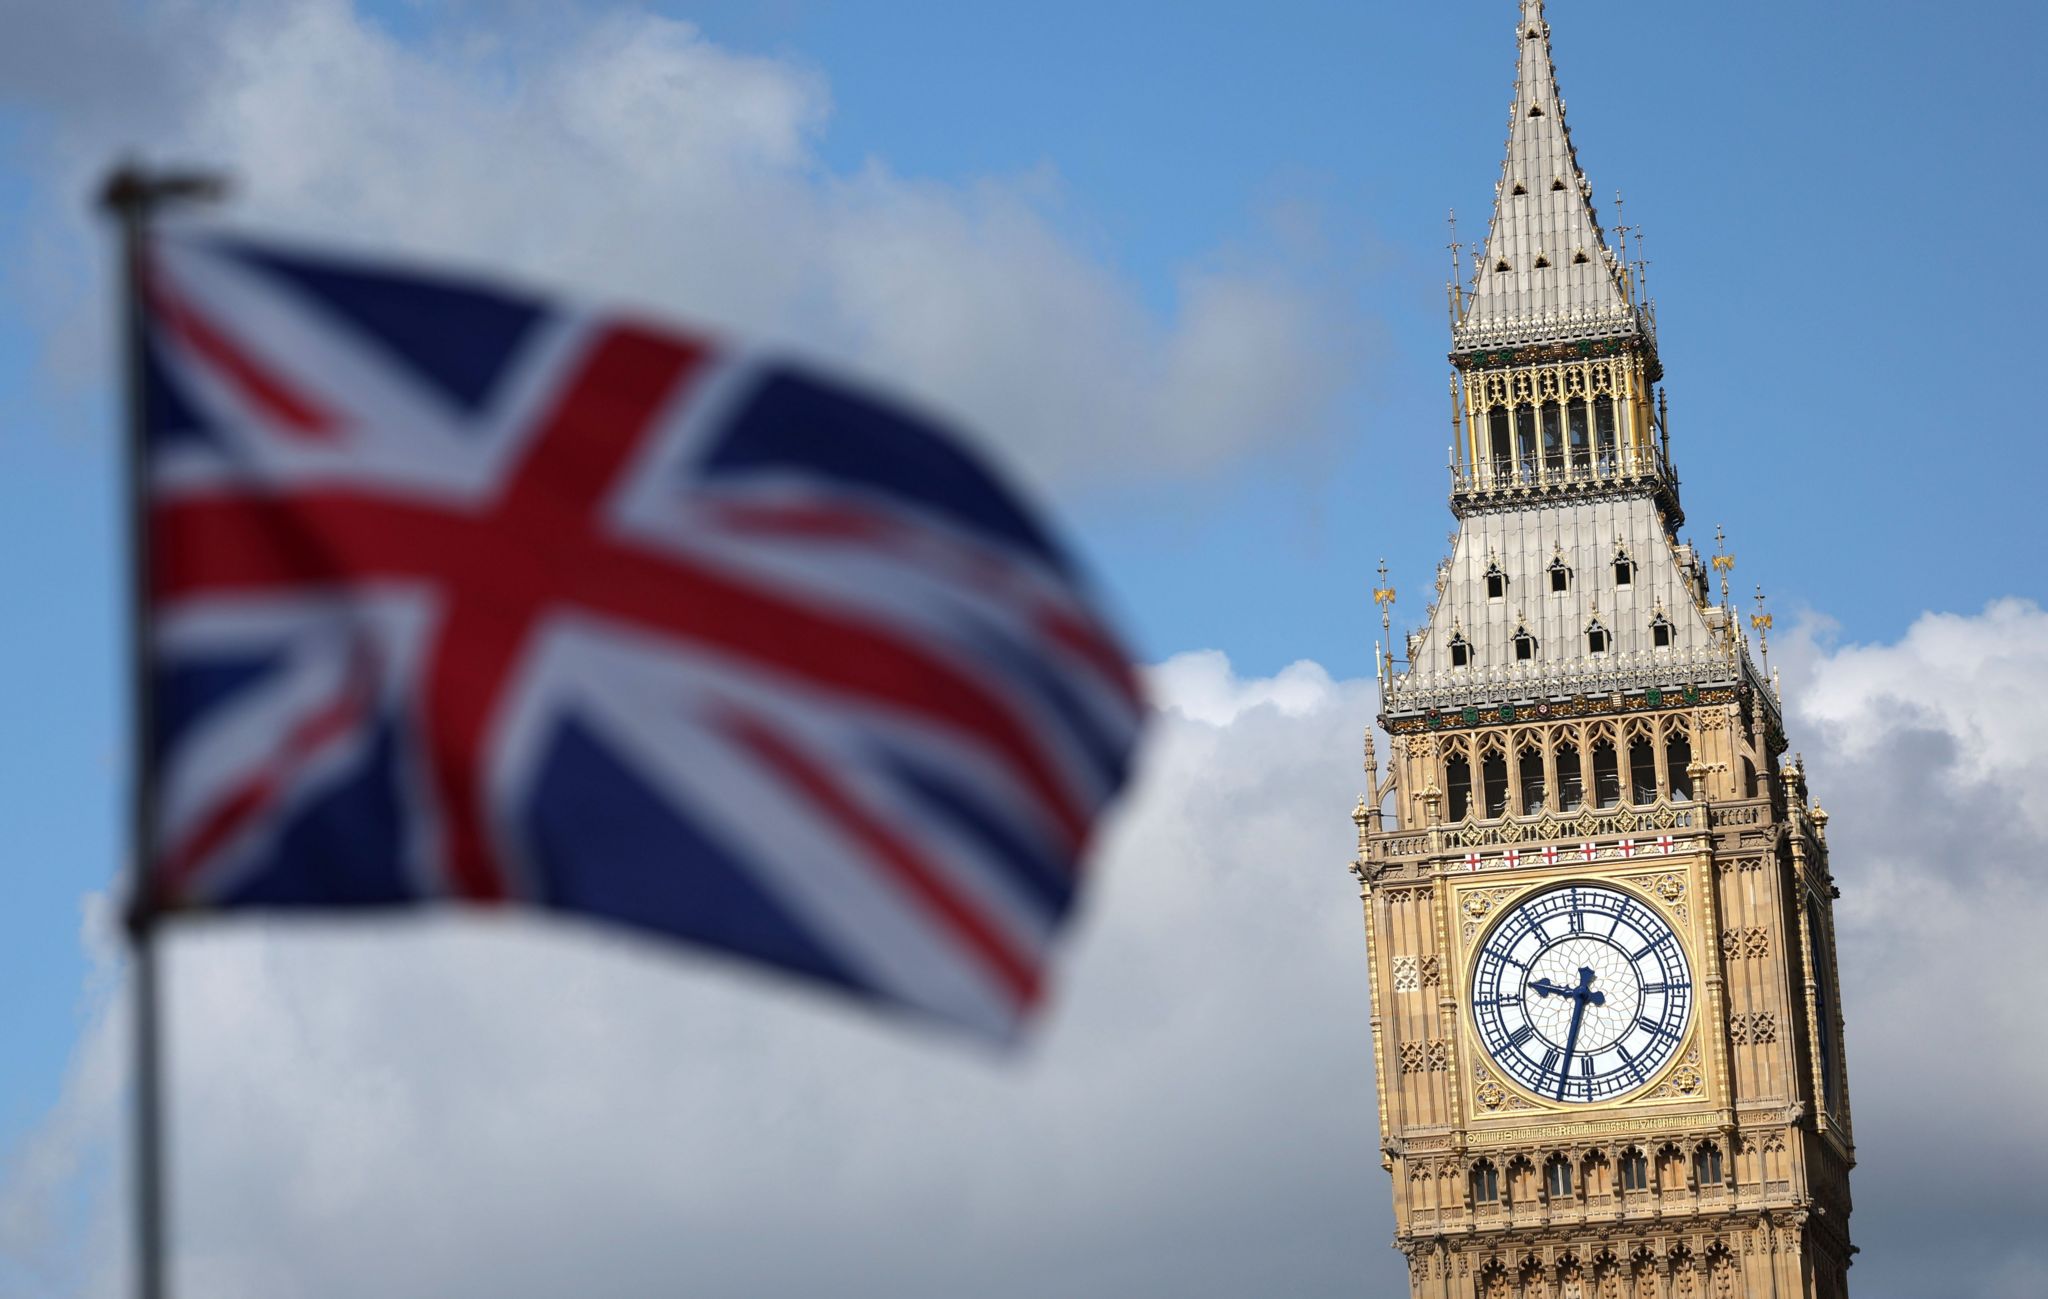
[1711,524,1735,608]
[1751,585,1774,674]
[1373,558,1397,638]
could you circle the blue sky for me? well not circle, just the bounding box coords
[1,2,2046,1295]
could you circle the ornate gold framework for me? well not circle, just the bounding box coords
[1450,854,1714,1120]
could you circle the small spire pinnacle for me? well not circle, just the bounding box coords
[1373,559,1397,639]
[1711,525,1736,610]
[1751,585,1774,674]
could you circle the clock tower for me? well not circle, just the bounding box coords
[1350,4,1855,1295]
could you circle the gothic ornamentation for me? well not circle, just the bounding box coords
[1728,1012,1778,1045]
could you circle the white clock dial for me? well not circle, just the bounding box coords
[1470,883,1693,1104]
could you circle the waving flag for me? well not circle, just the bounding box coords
[140,233,1143,1040]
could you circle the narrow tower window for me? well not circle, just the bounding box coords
[1650,614,1673,647]
[1566,396,1591,470]
[1515,402,1539,478]
[1552,177,1568,192]
[1620,1149,1649,1192]
[1445,754,1473,822]
[1513,629,1537,661]
[1482,751,1510,819]
[1512,182,1528,196]
[1541,402,1564,472]
[1571,248,1590,264]
[1449,633,1472,668]
[1594,397,1619,473]
[1471,1162,1500,1205]
[1533,253,1550,269]
[1586,621,1608,654]
[1555,741,1583,811]
[1519,746,1546,815]
[1488,406,1513,477]
[1666,732,1694,801]
[1495,258,1512,273]
[1548,558,1571,593]
[1485,564,1507,600]
[1613,550,1635,586]
[1693,1143,1723,1188]
[1545,1155,1573,1199]
[1593,740,1620,809]
[1629,736,1657,806]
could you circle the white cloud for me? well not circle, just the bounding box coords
[0,654,1393,1299]
[9,606,2048,1297]
[9,0,1353,492]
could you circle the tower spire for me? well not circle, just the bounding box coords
[1453,0,1645,358]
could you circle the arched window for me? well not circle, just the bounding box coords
[1594,397,1619,474]
[1445,754,1473,822]
[1693,1142,1723,1187]
[1586,621,1609,654]
[1519,745,1546,814]
[1450,633,1472,668]
[1742,757,1758,799]
[1513,629,1538,662]
[1650,614,1673,648]
[1545,1155,1574,1199]
[1666,732,1694,801]
[1483,750,1510,819]
[1592,740,1621,809]
[1548,557,1571,593]
[1629,736,1657,806]
[1541,402,1565,474]
[1555,740,1583,811]
[1488,406,1512,478]
[1619,1148,1649,1192]
[1566,397,1591,470]
[1470,1161,1500,1204]
[1485,563,1508,600]
[1515,403,1539,478]
[1613,550,1635,586]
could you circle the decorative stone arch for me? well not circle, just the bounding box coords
[1654,1141,1687,1192]
[1555,1251,1587,1299]
[1504,1153,1538,1205]
[1667,1242,1700,1297]
[1542,1149,1576,1201]
[1477,1258,1512,1299]
[1579,1145,1612,1198]
[1702,1242,1739,1297]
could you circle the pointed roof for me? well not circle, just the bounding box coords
[1452,0,1646,356]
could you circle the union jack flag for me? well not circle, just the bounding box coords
[140,233,1143,1040]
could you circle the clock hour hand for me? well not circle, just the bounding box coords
[1532,969,1606,1007]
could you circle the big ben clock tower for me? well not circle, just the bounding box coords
[1350,3,1855,1295]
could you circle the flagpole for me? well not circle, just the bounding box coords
[100,161,226,1299]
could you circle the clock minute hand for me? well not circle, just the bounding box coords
[1553,966,1601,1100]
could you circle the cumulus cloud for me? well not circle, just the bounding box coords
[4,0,1353,491]
[8,607,2048,1297]
[1779,599,2048,1299]
[0,653,1393,1298]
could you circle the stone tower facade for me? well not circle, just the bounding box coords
[1349,4,1855,1295]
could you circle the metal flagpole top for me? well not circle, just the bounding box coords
[102,155,229,1299]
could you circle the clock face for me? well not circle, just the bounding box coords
[1470,882,1693,1104]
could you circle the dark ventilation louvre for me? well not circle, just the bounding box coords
[1512,182,1528,196]
[1495,259,1512,272]
[1534,254,1551,269]
[1572,249,1590,264]
[1529,105,1545,117]
[1552,177,1567,191]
